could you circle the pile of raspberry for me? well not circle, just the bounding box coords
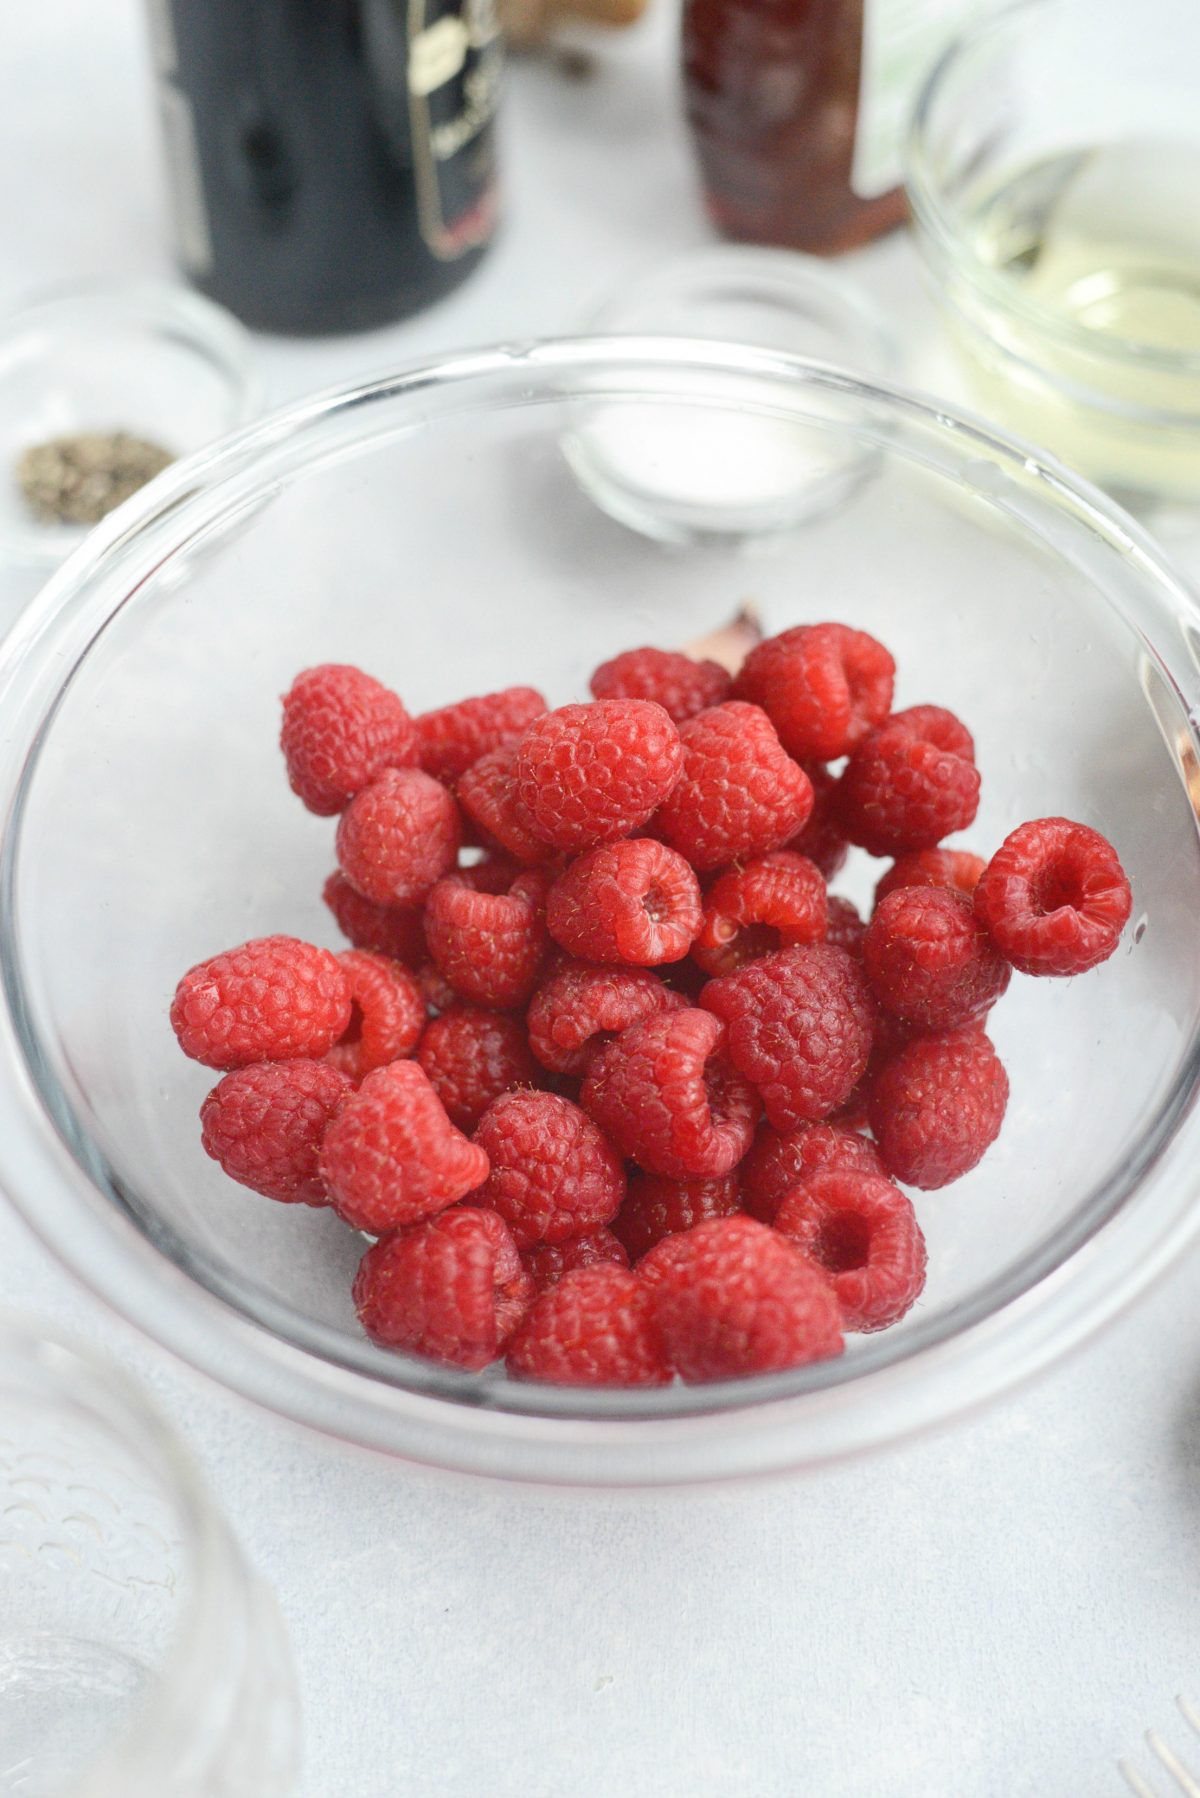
[170,626,1132,1388]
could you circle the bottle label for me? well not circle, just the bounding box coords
[852,0,985,200]
[408,0,502,260]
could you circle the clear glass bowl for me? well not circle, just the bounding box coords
[906,0,1200,505]
[0,338,1198,1487]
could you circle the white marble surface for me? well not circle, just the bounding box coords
[3,4,1200,1794]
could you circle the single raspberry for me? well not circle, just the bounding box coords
[324,950,425,1080]
[354,1207,532,1370]
[322,871,426,965]
[200,1059,353,1204]
[545,839,702,968]
[650,1216,843,1382]
[732,623,895,761]
[417,1006,538,1131]
[974,817,1132,977]
[424,867,549,1010]
[526,961,685,1075]
[739,1121,885,1225]
[775,1170,926,1332]
[863,886,1011,1031]
[512,700,683,851]
[472,1090,624,1247]
[580,1007,759,1179]
[700,943,875,1131]
[825,896,866,958]
[416,962,459,1016]
[456,743,554,866]
[655,702,814,872]
[336,767,461,907]
[612,1171,741,1262]
[692,851,827,977]
[869,1028,1008,1188]
[280,663,417,816]
[837,706,980,858]
[874,848,987,910]
[320,1060,489,1232]
[786,763,849,880]
[171,935,352,1070]
[507,1265,671,1387]
[589,646,731,723]
[520,1228,629,1294]
[415,686,547,784]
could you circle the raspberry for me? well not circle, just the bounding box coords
[650,1216,843,1382]
[424,867,549,1010]
[775,1170,926,1332]
[636,1231,694,1291]
[417,1006,538,1131]
[863,886,1011,1031]
[612,1171,741,1262]
[456,744,554,866]
[416,962,459,1016]
[472,1090,625,1247]
[320,1059,489,1232]
[521,1228,629,1293]
[786,762,848,880]
[874,848,986,910]
[732,623,895,761]
[589,646,730,722]
[171,935,352,1070]
[700,943,875,1130]
[692,851,827,977]
[322,872,426,966]
[415,686,547,784]
[512,700,683,851]
[353,1207,532,1370]
[325,950,425,1079]
[546,839,702,968]
[824,896,866,958]
[200,1060,353,1204]
[336,767,461,907]
[580,1007,759,1179]
[526,961,684,1075]
[507,1265,671,1387]
[280,663,417,816]
[739,1120,885,1224]
[655,702,814,871]
[974,817,1132,977]
[869,1028,1008,1188]
[837,706,980,857]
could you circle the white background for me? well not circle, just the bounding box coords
[3,4,1200,1795]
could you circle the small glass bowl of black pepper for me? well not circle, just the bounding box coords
[0,281,261,568]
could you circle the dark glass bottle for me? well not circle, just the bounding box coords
[146,0,500,335]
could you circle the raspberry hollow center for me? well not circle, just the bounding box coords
[813,1209,873,1274]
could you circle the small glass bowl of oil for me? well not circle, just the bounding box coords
[906,0,1200,506]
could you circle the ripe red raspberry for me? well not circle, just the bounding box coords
[520,1228,629,1293]
[526,961,684,1075]
[869,1028,1008,1188]
[424,867,549,1010]
[512,700,683,851]
[863,886,1011,1031]
[786,762,849,880]
[589,646,731,723]
[612,1171,741,1262]
[280,664,417,816]
[874,848,987,910]
[837,706,980,857]
[200,1060,353,1204]
[507,1265,671,1387]
[739,1120,885,1224]
[650,1216,843,1382]
[320,1060,489,1232]
[171,935,352,1070]
[692,851,827,977]
[732,623,895,762]
[974,817,1132,977]
[700,943,875,1131]
[775,1169,926,1332]
[417,1006,538,1131]
[472,1090,625,1247]
[455,743,554,866]
[415,686,547,784]
[322,871,426,966]
[655,702,814,871]
[580,1007,759,1179]
[324,950,425,1080]
[545,839,702,967]
[353,1207,532,1370]
[825,896,866,958]
[336,767,461,906]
